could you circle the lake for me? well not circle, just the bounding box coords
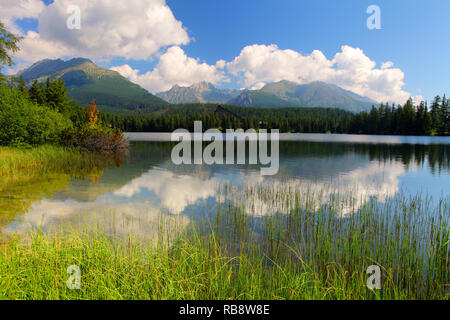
[1,133,449,241]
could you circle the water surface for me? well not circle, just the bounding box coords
[1,134,449,240]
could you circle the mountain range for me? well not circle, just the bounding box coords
[227,81,377,112]
[158,80,377,112]
[156,81,240,104]
[17,58,378,113]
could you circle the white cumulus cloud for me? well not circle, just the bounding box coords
[249,82,267,90]
[0,0,45,33]
[9,0,189,63]
[110,46,226,93]
[14,30,72,62]
[226,44,410,103]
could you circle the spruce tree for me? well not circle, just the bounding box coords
[18,75,27,94]
[0,22,23,84]
[29,80,47,105]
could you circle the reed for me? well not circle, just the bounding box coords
[0,184,448,300]
[0,145,120,176]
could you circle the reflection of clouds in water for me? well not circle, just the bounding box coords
[113,168,218,214]
[322,160,405,215]
[340,161,405,199]
[7,159,408,239]
[234,161,406,216]
[5,198,190,243]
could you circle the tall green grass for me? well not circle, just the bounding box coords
[0,145,119,176]
[0,185,448,300]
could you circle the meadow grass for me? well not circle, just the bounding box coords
[0,185,448,300]
[0,145,120,176]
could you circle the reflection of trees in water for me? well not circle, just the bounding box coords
[280,142,449,174]
[1,141,448,235]
[0,153,123,228]
[131,141,450,174]
[0,172,72,229]
[136,141,450,179]
[358,144,449,174]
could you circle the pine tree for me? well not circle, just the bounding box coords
[0,22,23,84]
[423,104,433,135]
[368,106,380,133]
[430,95,442,134]
[18,75,27,94]
[45,78,69,113]
[438,95,448,135]
[29,80,47,105]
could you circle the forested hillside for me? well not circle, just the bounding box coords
[102,98,449,135]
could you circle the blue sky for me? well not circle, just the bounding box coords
[165,0,450,101]
[3,0,449,103]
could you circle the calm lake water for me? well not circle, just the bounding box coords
[1,133,449,241]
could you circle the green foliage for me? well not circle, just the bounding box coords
[0,144,117,175]
[25,78,71,115]
[105,96,449,136]
[0,21,23,82]
[102,105,352,132]
[45,77,70,113]
[29,80,45,104]
[349,97,448,136]
[65,124,128,153]
[0,23,127,153]
[66,72,167,109]
[430,95,449,136]
[1,76,126,152]
[0,86,72,145]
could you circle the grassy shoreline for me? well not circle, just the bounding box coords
[0,188,448,300]
[0,145,119,176]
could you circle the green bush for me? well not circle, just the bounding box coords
[66,124,129,153]
[0,86,73,145]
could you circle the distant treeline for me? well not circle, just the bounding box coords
[102,97,449,136]
[5,75,449,137]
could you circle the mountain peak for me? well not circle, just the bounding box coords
[67,57,94,65]
[30,58,63,67]
[157,82,240,104]
[275,80,300,86]
[229,81,378,112]
[191,81,215,91]
[167,81,215,91]
[18,57,167,111]
[19,57,97,83]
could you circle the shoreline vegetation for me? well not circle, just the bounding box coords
[0,186,448,300]
[102,98,449,136]
[0,145,123,176]
[0,23,128,154]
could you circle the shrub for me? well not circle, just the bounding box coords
[0,86,72,145]
[66,125,129,153]
[63,99,129,153]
